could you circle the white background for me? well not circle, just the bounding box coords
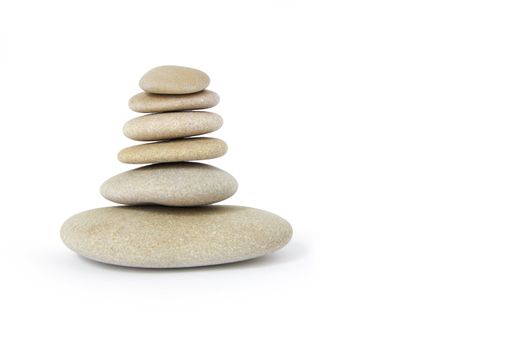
[1,1,522,349]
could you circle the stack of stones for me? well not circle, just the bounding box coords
[61,65,292,268]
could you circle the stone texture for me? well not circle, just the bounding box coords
[129,90,219,113]
[118,137,227,164]
[123,111,223,141]
[139,65,210,94]
[100,162,237,206]
[61,205,293,268]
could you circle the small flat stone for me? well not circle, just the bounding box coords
[129,90,219,113]
[139,65,210,94]
[61,205,293,268]
[100,162,238,206]
[123,111,223,141]
[118,137,227,164]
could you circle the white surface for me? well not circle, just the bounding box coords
[1,1,522,349]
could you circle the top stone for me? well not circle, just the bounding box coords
[139,65,210,94]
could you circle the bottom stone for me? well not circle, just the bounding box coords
[60,205,293,268]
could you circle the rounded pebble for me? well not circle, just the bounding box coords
[128,90,219,113]
[61,205,293,268]
[100,162,238,206]
[139,65,210,94]
[123,111,223,141]
[118,137,227,164]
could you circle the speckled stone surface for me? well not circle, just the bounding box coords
[129,90,219,113]
[100,162,238,206]
[61,205,293,268]
[139,65,210,94]
[123,111,223,141]
[118,137,227,164]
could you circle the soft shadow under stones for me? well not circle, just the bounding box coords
[77,240,308,273]
[116,204,257,217]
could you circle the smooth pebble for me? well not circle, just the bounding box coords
[100,162,238,206]
[61,205,293,268]
[118,137,227,164]
[123,111,223,141]
[139,65,210,94]
[128,90,219,113]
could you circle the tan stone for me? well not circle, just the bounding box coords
[123,111,223,141]
[128,90,219,113]
[100,162,238,206]
[61,205,293,268]
[139,65,210,94]
[118,137,227,164]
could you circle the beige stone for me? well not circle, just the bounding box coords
[139,65,210,94]
[118,137,227,164]
[100,162,237,206]
[61,205,293,268]
[123,111,223,141]
[128,90,219,113]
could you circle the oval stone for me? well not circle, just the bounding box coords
[123,111,223,141]
[100,162,238,206]
[61,205,293,268]
[118,138,227,164]
[139,65,210,94]
[129,90,219,113]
